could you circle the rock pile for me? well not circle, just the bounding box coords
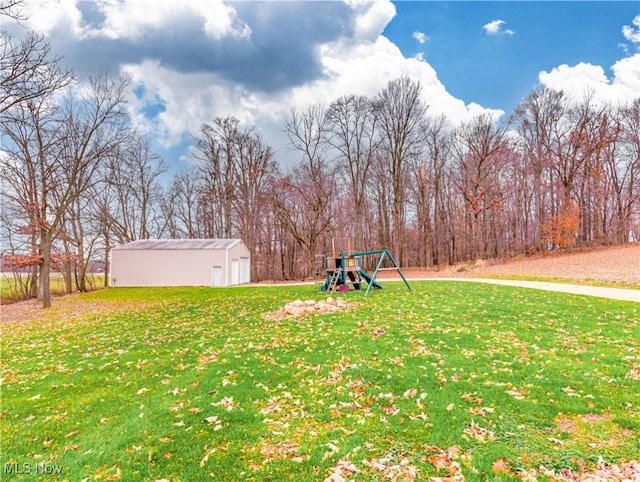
[263,297,352,320]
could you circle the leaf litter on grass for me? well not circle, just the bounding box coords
[2,283,639,481]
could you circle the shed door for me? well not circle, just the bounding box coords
[231,259,239,285]
[211,266,223,287]
[239,257,250,284]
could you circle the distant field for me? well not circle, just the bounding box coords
[0,273,105,304]
[1,282,639,481]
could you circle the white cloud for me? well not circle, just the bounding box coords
[274,33,499,129]
[483,19,504,35]
[622,15,640,44]
[121,13,503,155]
[16,0,250,41]
[121,60,267,147]
[345,0,396,42]
[93,0,249,40]
[20,0,86,37]
[14,0,505,165]
[483,19,514,36]
[413,31,428,44]
[538,54,640,106]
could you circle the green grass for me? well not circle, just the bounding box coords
[1,282,639,481]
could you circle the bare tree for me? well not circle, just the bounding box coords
[1,30,73,114]
[1,90,65,307]
[276,105,337,277]
[104,136,166,244]
[325,94,381,249]
[0,72,130,307]
[451,114,509,259]
[191,117,240,238]
[409,114,452,266]
[165,167,204,238]
[372,76,427,262]
[610,99,640,243]
[510,88,566,250]
[0,0,26,20]
[232,130,277,281]
[55,74,132,294]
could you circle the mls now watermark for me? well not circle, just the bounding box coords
[4,462,63,476]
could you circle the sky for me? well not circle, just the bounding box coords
[5,0,640,173]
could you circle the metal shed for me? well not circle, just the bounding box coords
[110,239,251,287]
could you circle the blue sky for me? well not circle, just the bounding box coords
[6,1,640,172]
[383,2,639,115]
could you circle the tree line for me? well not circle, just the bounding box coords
[2,8,639,307]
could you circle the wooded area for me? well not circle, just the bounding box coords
[2,3,639,307]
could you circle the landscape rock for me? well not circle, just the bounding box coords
[263,297,355,321]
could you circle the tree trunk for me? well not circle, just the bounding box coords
[39,237,52,308]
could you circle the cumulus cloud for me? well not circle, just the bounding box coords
[345,0,397,42]
[18,0,86,36]
[92,0,250,41]
[413,31,428,44]
[622,15,640,44]
[18,0,356,93]
[483,19,514,36]
[538,54,640,105]
[12,0,504,160]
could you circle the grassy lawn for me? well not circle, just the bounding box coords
[1,282,639,481]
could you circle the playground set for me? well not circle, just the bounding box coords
[319,240,411,296]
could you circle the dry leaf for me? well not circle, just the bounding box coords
[492,457,511,473]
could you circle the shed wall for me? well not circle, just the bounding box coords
[110,244,250,287]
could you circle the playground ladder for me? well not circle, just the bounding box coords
[326,269,341,293]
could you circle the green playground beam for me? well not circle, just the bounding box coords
[383,249,412,292]
[353,249,411,296]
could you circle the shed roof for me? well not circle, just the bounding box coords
[112,239,243,251]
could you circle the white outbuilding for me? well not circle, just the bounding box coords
[110,239,251,287]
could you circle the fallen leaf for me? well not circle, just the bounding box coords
[492,457,511,473]
[403,388,417,398]
[104,466,121,481]
[548,437,565,446]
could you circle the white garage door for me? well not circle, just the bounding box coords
[231,259,239,285]
[239,257,250,284]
